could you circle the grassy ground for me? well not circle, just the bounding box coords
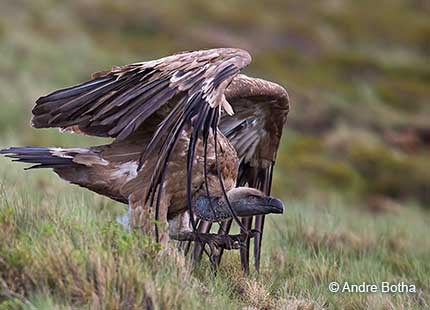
[1,0,429,308]
[1,156,429,309]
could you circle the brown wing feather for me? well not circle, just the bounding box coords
[31,48,254,245]
[32,48,251,141]
[222,74,289,164]
[218,74,290,272]
[190,74,289,271]
[30,50,288,270]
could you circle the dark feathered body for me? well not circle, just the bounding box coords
[1,48,289,271]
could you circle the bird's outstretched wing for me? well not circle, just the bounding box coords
[192,74,290,272]
[32,48,252,239]
[33,48,250,140]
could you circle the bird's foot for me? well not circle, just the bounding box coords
[171,229,259,267]
[197,229,259,252]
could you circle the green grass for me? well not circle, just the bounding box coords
[1,158,429,309]
[1,0,429,308]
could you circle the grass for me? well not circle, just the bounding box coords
[1,157,429,309]
[1,0,429,308]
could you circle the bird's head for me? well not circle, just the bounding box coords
[195,187,284,222]
[226,187,284,215]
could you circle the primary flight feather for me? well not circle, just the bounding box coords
[1,48,289,272]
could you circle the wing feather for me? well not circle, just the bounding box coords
[32,48,252,243]
[217,74,290,272]
[31,50,288,271]
[32,48,251,140]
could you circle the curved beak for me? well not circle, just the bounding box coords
[264,197,284,214]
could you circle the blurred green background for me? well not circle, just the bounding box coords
[1,1,430,308]
[1,0,429,210]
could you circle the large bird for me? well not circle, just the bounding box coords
[1,48,289,271]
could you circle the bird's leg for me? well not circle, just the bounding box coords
[170,230,259,263]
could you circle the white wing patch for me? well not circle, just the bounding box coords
[112,161,139,182]
[50,148,75,159]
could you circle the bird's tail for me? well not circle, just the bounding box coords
[0,147,75,169]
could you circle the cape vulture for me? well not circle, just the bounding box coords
[1,48,289,272]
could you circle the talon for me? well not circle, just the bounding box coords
[181,231,260,254]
